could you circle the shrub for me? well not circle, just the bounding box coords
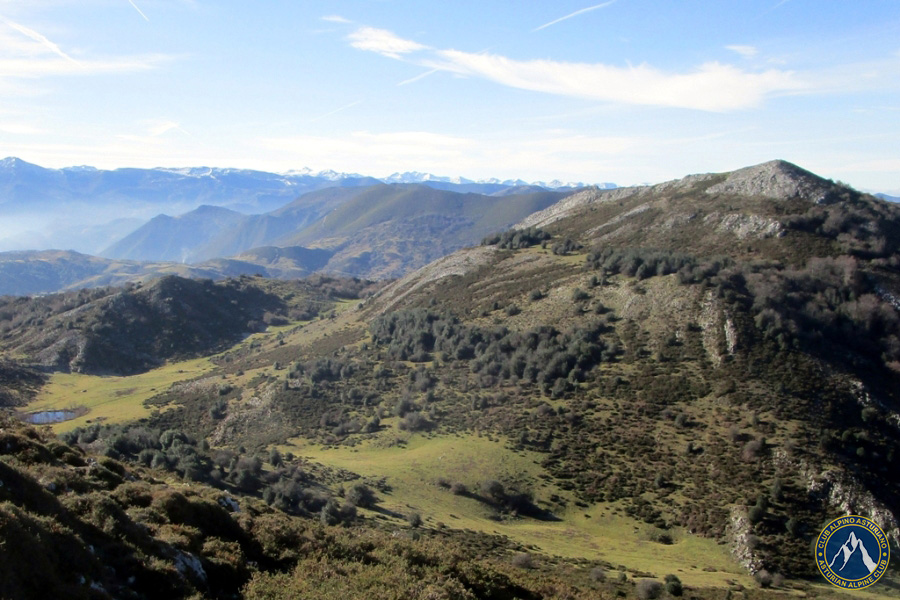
[511,553,535,569]
[785,516,800,536]
[406,512,422,528]
[481,480,505,501]
[771,477,783,501]
[664,574,683,597]
[589,566,605,582]
[742,439,764,461]
[755,569,773,588]
[319,499,344,526]
[635,579,663,600]
[748,505,765,524]
[450,482,468,495]
[572,288,590,302]
[347,484,377,508]
[482,227,551,249]
[398,412,432,432]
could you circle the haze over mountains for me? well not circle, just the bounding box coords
[1,156,895,299]
[0,157,607,255]
[0,158,600,294]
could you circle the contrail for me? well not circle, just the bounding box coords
[128,0,150,22]
[308,100,363,122]
[533,1,618,32]
[2,17,81,66]
[398,68,439,86]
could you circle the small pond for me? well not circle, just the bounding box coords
[25,410,78,425]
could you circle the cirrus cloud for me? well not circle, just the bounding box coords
[345,25,805,111]
[429,50,803,111]
[347,26,428,59]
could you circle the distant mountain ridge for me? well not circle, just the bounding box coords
[0,249,331,296]
[0,157,615,256]
[101,183,570,279]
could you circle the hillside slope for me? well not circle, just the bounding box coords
[276,184,567,278]
[104,183,569,280]
[101,205,247,262]
[0,250,329,296]
[0,275,375,374]
[360,160,900,576]
[3,160,899,597]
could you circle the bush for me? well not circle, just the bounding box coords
[482,227,551,249]
[511,553,535,569]
[481,480,505,501]
[635,579,663,600]
[742,439,764,461]
[589,566,605,582]
[398,412,432,432]
[748,505,765,524]
[664,574,683,597]
[320,499,356,526]
[450,482,468,495]
[785,516,800,536]
[755,569,773,588]
[406,512,422,528]
[347,483,377,508]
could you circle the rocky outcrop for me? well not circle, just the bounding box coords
[705,160,836,204]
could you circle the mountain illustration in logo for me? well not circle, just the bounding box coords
[828,531,878,574]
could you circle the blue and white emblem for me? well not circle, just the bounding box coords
[816,515,890,589]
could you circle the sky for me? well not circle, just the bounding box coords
[0,0,898,191]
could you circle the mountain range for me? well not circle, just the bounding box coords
[0,157,614,256]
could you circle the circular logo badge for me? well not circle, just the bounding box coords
[816,515,890,589]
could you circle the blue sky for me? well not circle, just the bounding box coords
[0,0,898,191]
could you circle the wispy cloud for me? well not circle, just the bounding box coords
[128,0,150,22]
[398,68,439,86]
[533,1,617,33]
[115,120,190,144]
[0,16,169,84]
[322,15,351,24]
[0,53,169,79]
[1,17,81,66]
[308,100,363,122]
[347,27,427,59]
[726,45,758,58]
[759,0,793,17]
[345,25,803,111]
[147,120,188,136]
[427,50,804,111]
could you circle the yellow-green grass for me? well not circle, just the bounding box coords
[806,580,900,600]
[215,320,313,356]
[24,315,328,432]
[288,432,753,588]
[27,357,215,433]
